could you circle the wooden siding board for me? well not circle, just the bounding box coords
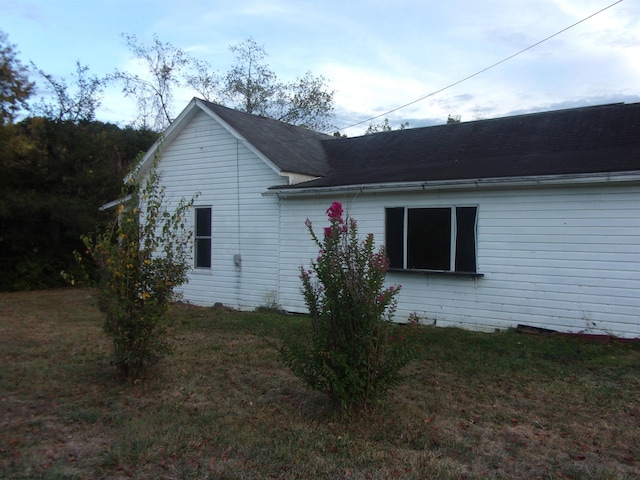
[156,110,283,309]
[156,109,638,337]
[278,185,640,338]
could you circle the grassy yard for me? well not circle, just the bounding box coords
[1,288,639,479]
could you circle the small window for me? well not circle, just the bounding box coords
[194,207,211,269]
[385,206,478,273]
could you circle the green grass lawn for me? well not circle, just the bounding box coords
[1,288,639,479]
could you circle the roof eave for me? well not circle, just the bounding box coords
[128,98,289,182]
[263,171,640,197]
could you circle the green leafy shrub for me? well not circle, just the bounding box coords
[81,157,196,379]
[281,202,418,414]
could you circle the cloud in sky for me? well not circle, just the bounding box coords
[2,0,638,135]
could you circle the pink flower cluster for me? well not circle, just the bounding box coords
[326,201,344,223]
[372,252,390,270]
[308,202,349,238]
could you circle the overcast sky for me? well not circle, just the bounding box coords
[2,0,638,135]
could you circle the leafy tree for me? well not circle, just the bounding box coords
[184,58,223,104]
[32,61,105,122]
[222,38,335,131]
[0,33,158,292]
[0,117,157,291]
[111,34,193,131]
[365,117,409,135]
[81,157,197,379]
[223,37,278,115]
[446,114,461,124]
[0,29,34,125]
[281,202,418,414]
[182,37,335,131]
[273,70,335,130]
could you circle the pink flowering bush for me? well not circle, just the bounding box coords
[281,202,418,414]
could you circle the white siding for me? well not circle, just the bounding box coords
[278,184,640,338]
[157,110,286,309]
[154,106,639,338]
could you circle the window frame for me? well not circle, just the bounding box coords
[194,206,212,269]
[385,205,482,277]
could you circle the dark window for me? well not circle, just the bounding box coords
[385,208,405,269]
[194,207,211,269]
[455,207,478,273]
[385,206,478,273]
[407,207,451,270]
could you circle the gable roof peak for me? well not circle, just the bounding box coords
[197,99,335,177]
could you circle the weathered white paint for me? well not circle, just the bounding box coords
[277,185,640,338]
[150,104,640,338]
[157,109,286,309]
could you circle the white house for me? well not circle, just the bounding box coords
[135,98,640,338]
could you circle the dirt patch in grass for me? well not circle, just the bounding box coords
[1,288,639,479]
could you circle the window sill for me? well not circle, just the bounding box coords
[388,268,484,278]
[192,267,212,273]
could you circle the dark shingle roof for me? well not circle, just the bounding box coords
[202,100,334,177]
[283,102,640,189]
[201,101,640,189]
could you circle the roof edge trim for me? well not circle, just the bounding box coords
[264,171,640,197]
[196,99,284,177]
[129,98,289,182]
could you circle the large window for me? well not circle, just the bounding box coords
[194,207,212,269]
[385,206,478,273]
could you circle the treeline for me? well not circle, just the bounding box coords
[0,117,157,290]
[1,28,338,291]
[1,29,158,290]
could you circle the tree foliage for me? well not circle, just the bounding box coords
[111,34,193,131]
[222,38,335,131]
[0,29,34,125]
[365,117,409,135]
[0,32,335,294]
[281,202,418,414]
[184,57,223,105]
[81,157,197,379]
[32,61,105,123]
[0,32,159,291]
[274,70,335,130]
[0,117,157,291]
[128,35,336,132]
[446,114,461,124]
[223,37,278,115]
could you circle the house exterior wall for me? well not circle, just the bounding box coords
[156,110,286,309]
[277,183,640,338]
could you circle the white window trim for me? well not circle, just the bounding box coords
[194,206,212,270]
[389,205,481,276]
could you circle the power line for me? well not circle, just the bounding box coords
[335,0,624,133]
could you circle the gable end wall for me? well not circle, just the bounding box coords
[157,110,286,309]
